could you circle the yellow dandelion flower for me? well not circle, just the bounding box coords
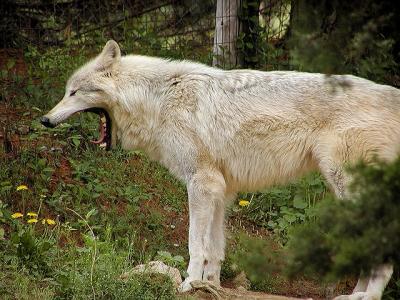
[46,219,56,225]
[27,218,38,224]
[11,212,24,219]
[16,185,28,191]
[238,200,250,207]
[42,218,56,225]
[27,212,38,217]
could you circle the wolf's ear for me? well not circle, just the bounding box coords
[96,40,121,71]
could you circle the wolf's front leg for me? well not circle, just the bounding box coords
[179,169,226,292]
[202,199,226,284]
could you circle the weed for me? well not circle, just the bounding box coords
[231,172,328,243]
[156,250,186,274]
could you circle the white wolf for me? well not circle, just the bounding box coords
[42,40,399,299]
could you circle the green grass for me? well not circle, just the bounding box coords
[1,236,177,300]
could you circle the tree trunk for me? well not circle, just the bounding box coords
[213,0,240,68]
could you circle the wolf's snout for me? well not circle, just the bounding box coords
[40,116,55,128]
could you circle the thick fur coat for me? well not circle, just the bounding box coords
[43,41,399,299]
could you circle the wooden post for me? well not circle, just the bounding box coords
[213,0,240,68]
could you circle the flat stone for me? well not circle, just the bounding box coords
[121,260,182,288]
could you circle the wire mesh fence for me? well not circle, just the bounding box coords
[0,0,293,70]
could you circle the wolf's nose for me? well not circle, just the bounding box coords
[40,116,55,128]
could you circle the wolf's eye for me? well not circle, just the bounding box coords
[70,90,77,96]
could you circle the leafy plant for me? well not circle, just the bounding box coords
[155,250,186,275]
[287,158,400,282]
[234,172,327,243]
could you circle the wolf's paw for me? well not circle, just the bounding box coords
[333,292,381,300]
[202,263,221,286]
[178,278,194,293]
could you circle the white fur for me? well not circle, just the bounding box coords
[44,41,400,298]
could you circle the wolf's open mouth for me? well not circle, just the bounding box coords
[84,108,112,150]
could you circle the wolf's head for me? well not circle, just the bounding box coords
[41,40,122,149]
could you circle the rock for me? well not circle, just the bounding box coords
[237,286,247,292]
[190,280,228,299]
[193,289,215,299]
[120,260,182,288]
[232,271,251,290]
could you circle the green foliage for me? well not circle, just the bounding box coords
[287,157,400,281]
[234,172,326,243]
[289,0,400,86]
[59,250,176,300]
[228,234,284,292]
[0,45,89,110]
[237,0,292,70]
[384,273,400,300]
[237,0,262,68]
[0,206,57,276]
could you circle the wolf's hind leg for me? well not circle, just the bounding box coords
[352,276,369,293]
[333,264,393,300]
[179,169,226,292]
[363,264,393,299]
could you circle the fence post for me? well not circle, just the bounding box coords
[213,0,240,68]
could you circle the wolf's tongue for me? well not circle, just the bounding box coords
[91,115,106,144]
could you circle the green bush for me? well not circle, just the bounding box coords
[287,157,400,281]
